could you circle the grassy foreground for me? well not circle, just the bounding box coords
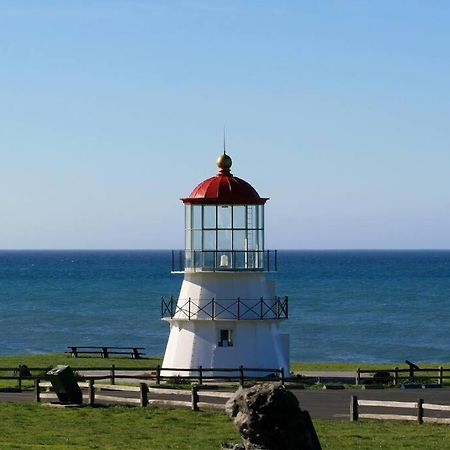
[0,403,450,449]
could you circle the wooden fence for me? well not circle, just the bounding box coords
[355,367,450,385]
[351,395,450,424]
[0,365,285,389]
[35,378,233,411]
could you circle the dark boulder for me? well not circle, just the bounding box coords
[224,383,321,450]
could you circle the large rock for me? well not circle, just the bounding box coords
[225,383,321,450]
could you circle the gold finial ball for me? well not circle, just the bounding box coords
[216,152,232,172]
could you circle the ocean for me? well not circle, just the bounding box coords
[1,250,449,363]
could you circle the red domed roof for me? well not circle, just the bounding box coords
[181,153,268,205]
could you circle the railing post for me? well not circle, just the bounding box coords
[350,395,358,422]
[191,385,199,411]
[356,368,361,385]
[439,366,444,385]
[239,365,244,387]
[198,366,203,385]
[394,367,399,384]
[285,296,288,318]
[110,364,115,385]
[17,365,22,391]
[140,383,149,407]
[156,365,161,385]
[212,298,215,320]
[260,297,263,319]
[88,379,95,406]
[237,297,240,320]
[188,297,191,320]
[102,347,108,358]
[35,378,41,403]
[171,296,174,317]
[417,398,424,424]
[280,367,285,386]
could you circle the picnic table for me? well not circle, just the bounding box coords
[66,346,145,359]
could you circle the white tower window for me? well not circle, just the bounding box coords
[218,329,233,347]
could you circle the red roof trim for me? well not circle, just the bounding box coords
[181,172,268,205]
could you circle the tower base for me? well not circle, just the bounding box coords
[162,319,289,377]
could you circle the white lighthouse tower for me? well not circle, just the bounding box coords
[161,152,289,375]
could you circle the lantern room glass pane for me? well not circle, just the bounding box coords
[185,205,191,230]
[192,205,202,229]
[218,205,232,229]
[218,230,232,250]
[203,205,216,229]
[203,230,216,250]
[247,205,257,229]
[193,230,202,250]
[185,230,191,250]
[247,229,257,250]
[233,230,245,250]
[233,205,246,228]
[258,205,264,229]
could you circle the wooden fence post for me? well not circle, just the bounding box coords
[35,378,40,403]
[356,368,361,385]
[191,385,199,411]
[394,367,399,384]
[156,365,161,385]
[140,383,149,407]
[239,366,244,387]
[110,364,116,385]
[439,366,444,386]
[350,395,358,422]
[417,398,424,424]
[198,366,203,385]
[17,365,22,391]
[280,367,285,385]
[88,379,95,406]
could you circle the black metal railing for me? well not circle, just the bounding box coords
[161,296,288,320]
[171,250,278,272]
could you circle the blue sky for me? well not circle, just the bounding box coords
[1,1,449,249]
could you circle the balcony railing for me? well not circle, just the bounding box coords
[171,250,278,272]
[161,296,288,320]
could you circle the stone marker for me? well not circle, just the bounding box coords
[224,383,321,450]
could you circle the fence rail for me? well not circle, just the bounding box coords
[351,395,450,425]
[35,379,233,411]
[0,364,285,390]
[171,249,278,272]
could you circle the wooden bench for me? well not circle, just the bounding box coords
[66,346,145,359]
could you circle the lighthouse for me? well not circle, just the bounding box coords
[161,152,289,375]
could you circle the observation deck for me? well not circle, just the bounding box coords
[161,296,288,320]
[171,249,278,273]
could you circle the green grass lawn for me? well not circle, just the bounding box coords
[0,353,163,369]
[0,403,450,449]
[3,353,446,373]
[290,361,450,372]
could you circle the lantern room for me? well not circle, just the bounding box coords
[173,153,277,272]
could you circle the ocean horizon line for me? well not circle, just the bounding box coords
[1,248,450,252]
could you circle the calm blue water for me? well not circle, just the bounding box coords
[1,250,449,363]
